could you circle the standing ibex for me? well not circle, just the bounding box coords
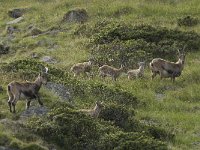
[7,67,48,113]
[98,65,124,81]
[127,62,145,80]
[70,60,92,77]
[79,101,104,118]
[149,48,186,82]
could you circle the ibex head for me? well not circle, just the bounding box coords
[38,66,48,84]
[177,45,186,64]
[96,101,104,108]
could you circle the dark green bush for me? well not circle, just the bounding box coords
[148,126,175,141]
[9,140,21,149]
[87,81,138,106]
[27,107,103,149]
[0,133,11,146]
[0,44,9,55]
[21,144,46,150]
[100,104,131,128]
[99,131,167,150]
[88,22,200,67]
[113,6,134,17]
[177,16,199,27]
[26,105,167,150]
[100,105,174,142]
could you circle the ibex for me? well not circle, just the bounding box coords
[149,48,186,82]
[98,65,124,81]
[79,101,104,118]
[70,60,92,77]
[7,67,48,113]
[127,62,145,80]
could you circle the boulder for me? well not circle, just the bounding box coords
[41,56,57,64]
[45,82,71,101]
[0,44,9,54]
[8,8,25,18]
[6,16,24,25]
[63,8,88,23]
[20,106,48,118]
[6,25,20,34]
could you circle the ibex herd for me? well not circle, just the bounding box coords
[71,48,186,82]
[5,47,186,114]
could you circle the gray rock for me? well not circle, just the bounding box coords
[20,106,48,118]
[6,16,24,25]
[45,82,71,101]
[6,25,20,34]
[8,8,24,18]
[41,56,57,64]
[37,39,57,49]
[0,146,14,150]
[63,8,88,23]
[155,93,165,101]
[0,44,9,54]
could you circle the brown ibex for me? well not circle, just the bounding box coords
[149,48,186,82]
[79,101,104,118]
[98,65,124,81]
[7,67,48,113]
[127,62,145,80]
[70,60,92,77]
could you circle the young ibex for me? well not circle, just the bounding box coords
[7,67,48,113]
[98,65,124,81]
[127,62,145,80]
[70,60,92,77]
[79,101,104,118]
[149,49,186,82]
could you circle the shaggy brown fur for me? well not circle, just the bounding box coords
[79,101,104,118]
[149,52,185,82]
[7,71,48,113]
[98,65,124,81]
[70,61,92,77]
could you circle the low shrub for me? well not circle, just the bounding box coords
[100,104,131,128]
[99,131,167,150]
[21,143,47,150]
[177,16,199,27]
[0,133,11,146]
[87,22,200,67]
[26,105,167,150]
[0,44,9,55]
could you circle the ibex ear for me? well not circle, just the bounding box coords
[182,45,187,55]
[120,64,125,69]
[177,49,181,56]
[40,66,48,74]
[44,67,48,73]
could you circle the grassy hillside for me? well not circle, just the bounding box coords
[0,0,200,149]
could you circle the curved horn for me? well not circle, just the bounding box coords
[177,49,181,56]
[182,45,187,53]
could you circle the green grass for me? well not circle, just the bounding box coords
[0,0,200,149]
